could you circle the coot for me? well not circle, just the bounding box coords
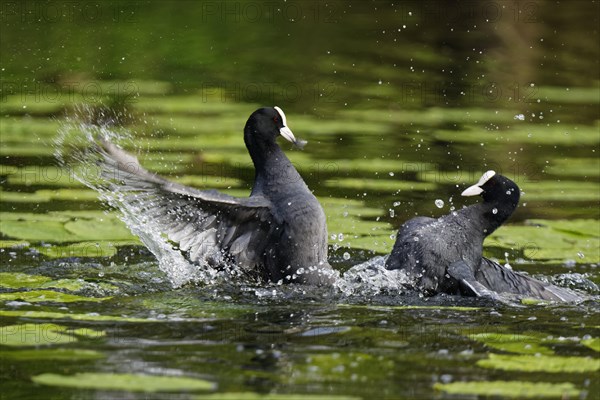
[385,171,581,302]
[92,107,334,284]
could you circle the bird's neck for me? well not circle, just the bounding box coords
[249,142,304,196]
[461,198,517,237]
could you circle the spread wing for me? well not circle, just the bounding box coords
[93,139,278,274]
[476,257,583,302]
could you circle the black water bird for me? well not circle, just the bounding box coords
[93,107,333,284]
[385,171,581,302]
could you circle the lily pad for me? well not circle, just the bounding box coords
[434,380,580,398]
[433,124,600,145]
[194,394,361,400]
[0,290,111,303]
[32,372,215,392]
[134,96,255,116]
[291,352,394,384]
[546,158,600,178]
[64,218,135,241]
[36,241,134,259]
[527,219,600,238]
[521,181,599,202]
[5,166,83,187]
[338,304,479,311]
[0,219,80,242]
[468,333,554,355]
[3,348,104,360]
[0,212,136,243]
[536,86,600,104]
[69,327,106,339]
[0,240,30,248]
[0,310,150,323]
[0,272,119,292]
[488,221,600,263]
[0,143,56,156]
[477,353,600,373]
[0,272,53,289]
[581,337,600,352]
[324,178,436,192]
[1,323,74,347]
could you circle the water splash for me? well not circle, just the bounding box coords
[335,256,412,297]
[55,109,241,287]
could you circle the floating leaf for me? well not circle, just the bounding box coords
[194,393,361,400]
[477,353,600,373]
[520,181,599,202]
[0,290,111,303]
[36,241,132,259]
[0,323,74,347]
[433,124,600,145]
[581,337,600,352]
[32,373,215,392]
[488,221,600,263]
[434,380,580,398]
[0,212,136,243]
[0,188,98,203]
[0,220,80,242]
[69,328,106,339]
[0,310,150,323]
[5,166,83,187]
[0,272,53,289]
[64,218,136,241]
[291,352,394,384]
[527,219,600,238]
[338,304,479,311]
[468,333,554,355]
[324,178,436,192]
[0,272,119,292]
[3,348,104,360]
[546,158,600,178]
[0,240,30,248]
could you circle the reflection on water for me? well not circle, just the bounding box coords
[1,1,599,399]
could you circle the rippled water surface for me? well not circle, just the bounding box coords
[1,1,599,399]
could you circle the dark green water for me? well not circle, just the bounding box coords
[1,1,599,399]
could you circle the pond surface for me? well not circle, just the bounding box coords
[1,1,599,399]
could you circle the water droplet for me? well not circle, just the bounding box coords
[343,252,351,260]
[435,199,444,208]
[389,209,395,218]
[492,208,498,214]
[413,237,419,242]
[577,252,585,259]
[338,233,344,241]
[514,114,525,121]
[388,171,395,177]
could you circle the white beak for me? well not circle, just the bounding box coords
[279,125,297,144]
[461,170,496,197]
[461,184,484,197]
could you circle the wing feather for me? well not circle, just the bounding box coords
[94,139,277,272]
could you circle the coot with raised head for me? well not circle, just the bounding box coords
[385,171,581,302]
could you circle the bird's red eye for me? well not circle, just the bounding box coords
[273,116,279,123]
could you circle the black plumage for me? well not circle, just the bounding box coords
[92,107,333,284]
[385,171,581,302]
